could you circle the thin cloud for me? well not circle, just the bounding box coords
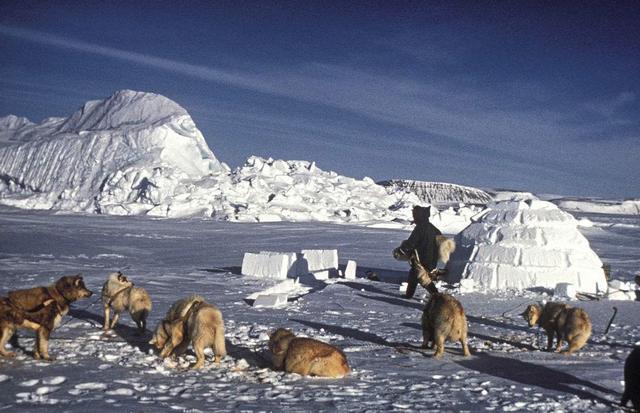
[2,24,635,184]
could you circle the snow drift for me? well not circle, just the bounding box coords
[446,199,608,294]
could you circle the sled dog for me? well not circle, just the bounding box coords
[522,302,591,354]
[101,271,152,331]
[150,296,226,369]
[0,275,93,360]
[421,292,470,358]
[268,328,351,377]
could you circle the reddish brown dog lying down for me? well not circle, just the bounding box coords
[268,328,351,378]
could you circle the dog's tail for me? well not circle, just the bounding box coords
[213,322,227,359]
[0,298,24,325]
[436,236,456,264]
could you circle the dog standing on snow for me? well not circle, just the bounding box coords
[522,302,591,355]
[268,328,351,377]
[150,295,226,369]
[0,275,93,360]
[101,272,152,332]
[420,292,471,358]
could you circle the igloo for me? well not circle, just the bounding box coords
[447,199,607,294]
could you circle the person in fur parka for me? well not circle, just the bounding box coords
[398,205,442,298]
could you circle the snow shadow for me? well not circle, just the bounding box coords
[456,352,619,406]
[355,292,424,311]
[340,281,407,299]
[355,265,407,284]
[291,318,403,348]
[198,266,242,275]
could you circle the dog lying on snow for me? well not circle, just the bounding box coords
[268,328,351,377]
[101,271,152,332]
[0,275,93,360]
[150,295,226,369]
[522,302,592,355]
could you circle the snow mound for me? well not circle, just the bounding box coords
[379,179,493,206]
[447,199,607,293]
[219,156,423,223]
[0,90,228,213]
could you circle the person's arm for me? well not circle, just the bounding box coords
[399,226,422,254]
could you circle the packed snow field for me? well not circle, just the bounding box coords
[0,206,638,412]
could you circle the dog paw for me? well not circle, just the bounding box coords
[0,351,16,358]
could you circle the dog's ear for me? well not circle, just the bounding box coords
[74,278,82,287]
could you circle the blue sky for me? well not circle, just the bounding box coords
[0,1,638,198]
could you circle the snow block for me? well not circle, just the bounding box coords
[311,270,330,280]
[554,282,577,299]
[399,282,408,293]
[259,251,301,277]
[241,252,289,280]
[345,260,357,279]
[301,249,338,272]
[253,293,288,308]
[459,278,475,293]
[608,280,632,291]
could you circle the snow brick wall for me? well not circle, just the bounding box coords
[447,199,607,294]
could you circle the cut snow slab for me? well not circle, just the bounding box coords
[554,282,577,299]
[345,260,357,279]
[241,252,291,280]
[301,249,338,272]
[253,293,288,308]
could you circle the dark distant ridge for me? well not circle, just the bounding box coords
[379,179,493,206]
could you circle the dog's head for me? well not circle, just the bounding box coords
[149,320,171,350]
[108,271,133,288]
[269,328,295,355]
[55,274,93,302]
[521,304,542,327]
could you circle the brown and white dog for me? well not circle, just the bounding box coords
[522,302,592,355]
[101,272,152,331]
[0,275,93,360]
[150,295,226,369]
[268,328,351,377]
[421,293,471,358]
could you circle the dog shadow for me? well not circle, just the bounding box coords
[456,352,619,406]
[291,318,403,348]
[225,340,271,369]
[466,315,531,333]
[400,322,537,352]
[68,307,152,352]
